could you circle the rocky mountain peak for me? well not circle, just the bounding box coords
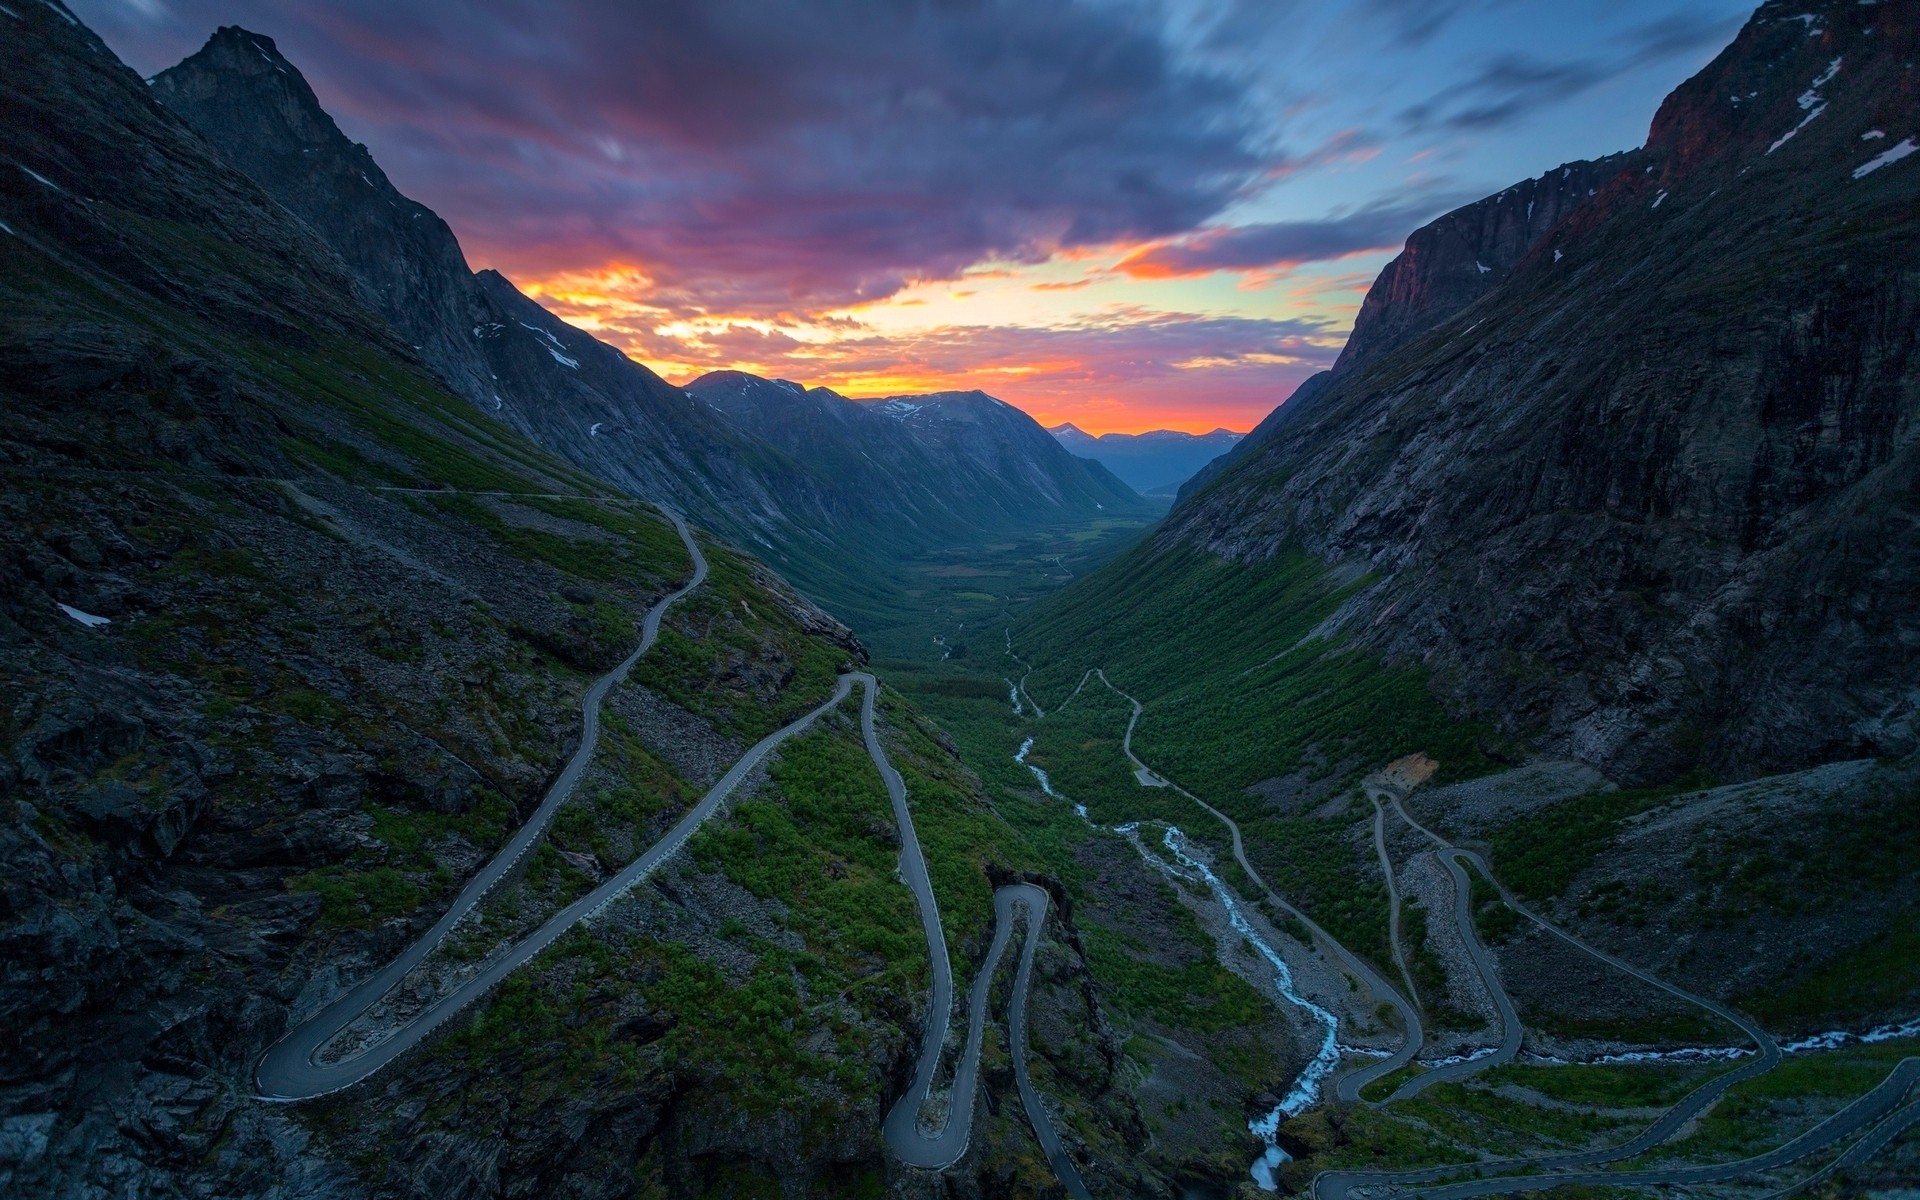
[160,28,350,153]
[1331,151,1640,376]
[151,27,428,232]
[153,28,488,398]
[1644,0,1917,175]
[1332,3,1917,388]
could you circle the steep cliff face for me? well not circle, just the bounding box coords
[1331,152,1641,376]
[1183,155,1640,505]
[1155,0,1920,780]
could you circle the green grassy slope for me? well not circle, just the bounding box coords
[998,538,1492,966]
[1014,541,1492,793]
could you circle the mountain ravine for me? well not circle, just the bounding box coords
[9,0,1920,1198]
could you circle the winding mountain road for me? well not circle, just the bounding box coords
[1311,789,1804,1200]
[870,681,1090,1194]
[1004,884,1097,1200]
[257,506,710,1100]
[1383,789,1776,1066]
[1370,795,1422,1018]
[1376,848,1524,1102]
[1763,1091,1920,1198]
[258,516,1087,1195]
[1034,663,1917,1195]
[1398,1055,1920,1200]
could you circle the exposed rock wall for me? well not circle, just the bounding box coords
[1164,0,1920,780]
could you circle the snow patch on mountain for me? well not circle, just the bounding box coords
[58,602,110,628]
[1769,58,1841,154]
[519,321,579,368]
[1853,137,1915,178]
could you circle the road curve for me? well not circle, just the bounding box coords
[1310,793,1787,1200]
[1763,1091,1920,1198]
[1084,670,1424,1102]
[258,569,1088,1194]
[1046,668,1916,1196]
[257,506,710,1100]
[871,683,1090,1194]
[1379,849,1523,1102]
[1385,790,1777,1063]
[1004,884,1097,1200]
[1370,795,1422,1016]
[1401,1055,1920,1200]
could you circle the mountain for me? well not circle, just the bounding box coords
[148,28,1152,627]
[689,371,1143,530]
[1332,152,1641,378]
[146,28,794,521]
[1047,0,1920,784]
[1003,7,1920,1176]
[1049,423,1242,494]
[0,6,1137,1197]
[1178,153,1638,504]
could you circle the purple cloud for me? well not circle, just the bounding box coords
[74,0,1281,316]
[1116,193,1476,278]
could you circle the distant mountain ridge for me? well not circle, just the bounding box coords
[686,370,1140,534]
[149,27,1150,621]
[1049,423,1242,494]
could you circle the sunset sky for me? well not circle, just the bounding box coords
[77,0,1752,434]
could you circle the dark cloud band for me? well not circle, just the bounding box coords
[83,0,1278,315]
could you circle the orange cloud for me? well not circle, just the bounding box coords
[510,250,1351,436]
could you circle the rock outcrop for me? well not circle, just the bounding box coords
[1330,152,1640,376]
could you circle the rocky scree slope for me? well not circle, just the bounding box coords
[0,6,1129,1197]
[1159,0,1920,781]
[150,29,1152,620]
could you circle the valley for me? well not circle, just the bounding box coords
[6,0,1918,1197]
[896,604,1919,1196]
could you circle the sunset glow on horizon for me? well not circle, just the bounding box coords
[77,0,1754,436]
[510,245,1362,435]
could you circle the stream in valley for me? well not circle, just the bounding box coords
[1013,736,1333,1189]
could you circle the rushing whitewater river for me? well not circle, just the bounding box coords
[1013,735,1334,1189]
